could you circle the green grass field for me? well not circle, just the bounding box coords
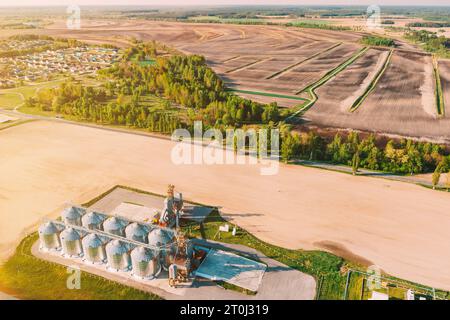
[0,233,162,300]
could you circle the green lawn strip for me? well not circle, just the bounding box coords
[349,49,394,112]
[0,92,24,109]
[227,88,307,101]
[266,42,342,80]
[0,233,161,300]
[433,56,445,116]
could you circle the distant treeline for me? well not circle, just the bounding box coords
[0,35,82,58]
[407,22,450,28]
[286,21,351,31]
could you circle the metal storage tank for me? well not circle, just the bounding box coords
[82,233,106,264]
[131,246,161,279]
[106,240,131,272]
[62,206,86,226]
[125,223,149,244]
[103,217,127,237]
[38,222,62,251]
[60,227,83,257]
[147,228,176,270]
[81,211,105,231]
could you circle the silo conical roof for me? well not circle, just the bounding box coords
[39,221,59,235]
[82,233,103,248]
[106,239,128,255]
[131,246,154,262]
[147,228,174,248]
[82,212,104,228]
[62,206,86,220]
[125,223,149,243]
[60,227,81,241]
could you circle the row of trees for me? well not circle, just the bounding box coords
[361,36,396,47]
[281,130,449,175]
[405,29,450,58]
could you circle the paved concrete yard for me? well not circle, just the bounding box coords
[89,187,214,223]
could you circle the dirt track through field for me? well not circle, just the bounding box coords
[1,120,450,291]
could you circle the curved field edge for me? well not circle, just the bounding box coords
[349,49,394,112]
[433,56,445,116]
[0,233,162,300]
[286,47,369,121]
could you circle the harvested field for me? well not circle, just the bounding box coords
[277,43,361,92]
[305,50,450,142]
[306,48,390,117]
[439,60,450,115]
[1,120,450,290]
[35,19,364,101]
[16,19,450,140]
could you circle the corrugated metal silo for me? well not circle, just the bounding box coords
[131,246,161,279]
[81,211,105,230]
[103,217,127,237]
[60,227,83,257]
[125,222,149,244]
[62,206,86,226]
[82,233,106,264]
[147,228,176,270]
[38,222,62,251]
[106,240,131,272]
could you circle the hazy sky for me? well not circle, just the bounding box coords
[0,1,448,7]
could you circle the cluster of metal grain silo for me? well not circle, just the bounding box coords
[82,233,107,264]
[38,221,64,251]
[60,227,84,257]
[147,228,176,270]
[131,246,161,279]
[106,239,132,272]
[38,205,176,280]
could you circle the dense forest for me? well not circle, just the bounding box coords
[24,42,281,133]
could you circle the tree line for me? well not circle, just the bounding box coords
[281,129,449,176]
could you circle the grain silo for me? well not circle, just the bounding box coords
[60,227,83,257]
[103,217,127,237]
[125,222,149,244]
[62,206,86,226]
[82,233,107,264]
[106,239,131,272]
[81,211,105,231]
[38,222,62,251]
[130,246,161,279]
[147,228,176,270]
